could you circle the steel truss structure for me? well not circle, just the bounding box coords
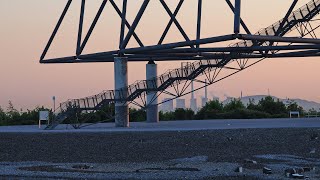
[42,0,320,129]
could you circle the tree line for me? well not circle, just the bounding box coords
[89,96,313,122]
[0,101,51,126]
[0,96,317,126]
[160,96,306,121]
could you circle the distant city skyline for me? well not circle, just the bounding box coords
[1,0,320,110]
[159,92,320,112]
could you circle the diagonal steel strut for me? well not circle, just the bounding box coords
[159,0,195,48]
[120,0,150,49]
[225,0,251,35]
[40,0,72,60]
[109,0,144,47]
[78,0,108,55]
[158,0,185,45]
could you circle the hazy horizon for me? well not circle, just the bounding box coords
[1,0,320,110]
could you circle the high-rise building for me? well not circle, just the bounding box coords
[190,81,198,112]
[201,80,208,107]
[201,97,207,107]
[190,98,198,112]
[161,98,174,112]
[176,98,186,109]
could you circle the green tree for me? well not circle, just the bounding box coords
[247,98,260,111]
[173,108,194,120]
[159,111,175,121]
[74,104,115,124]
[224,98,245,111]
[286,100,304,115]
[220,109,271,119]
[130,108,146,122]
[0,106,6,125]
[159,109,194,121]
[196,100,223,119]
[6,101,20,124]
[307,108,318,117]
[258,96,287,116]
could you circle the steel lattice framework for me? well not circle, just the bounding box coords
[41,0,320,129]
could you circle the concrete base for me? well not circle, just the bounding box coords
[115,105,129,127]
[114,57,129,127]
[146,104,159,123]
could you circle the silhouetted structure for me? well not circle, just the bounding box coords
[41,0,320,129]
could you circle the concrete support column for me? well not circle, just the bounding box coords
[114,57,129,127]
[146,61,159,123]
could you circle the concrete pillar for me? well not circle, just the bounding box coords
[146,61,159,123]
[114,57,129,127]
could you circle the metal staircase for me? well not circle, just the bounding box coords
[45,0,320,130]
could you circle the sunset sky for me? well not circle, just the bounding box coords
[1,0,320,110]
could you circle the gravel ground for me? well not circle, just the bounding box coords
[0,128,319,179]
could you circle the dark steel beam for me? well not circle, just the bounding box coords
[196,0,203,49]
[134,44,320,54]
[276,0,298,36]
[41,40,320,64]
[40,0,72,60]
[265,49,320,58]
[77,34,236,59]
[239,34,320,44]
[234,0,241,34]
[76,0,85,56]
[119,0,128,49]
[41,49,320,64]
[120,34,236,54]
[40,56,77,63]
[266,0,299,52]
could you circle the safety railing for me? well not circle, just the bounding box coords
[232,0,320,48]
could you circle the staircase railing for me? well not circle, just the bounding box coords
[232,0,320,48]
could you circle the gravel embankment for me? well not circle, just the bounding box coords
[0,128,319,179]
[0,128,319,163]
